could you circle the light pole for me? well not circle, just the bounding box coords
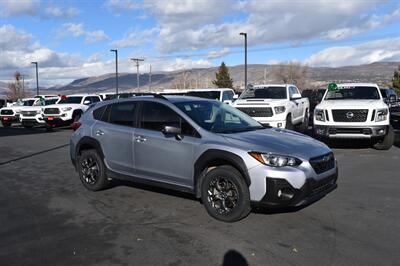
[110,49,118,94]
[31,62,39,96]
[239,32,247,90]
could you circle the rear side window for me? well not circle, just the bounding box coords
[140,101,199,137]
[222,91,234,101]
[93,106,107,121]
[109,102,137,127]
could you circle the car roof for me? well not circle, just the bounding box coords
[253,84,294,88]
[186,88,233,92]
[95,95,214,106]
[336,83,378,87]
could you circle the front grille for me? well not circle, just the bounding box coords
[44,108,60,115]
[309,152,335,174]
[22,111,37,117]
[1,109,14,115]
[332,109,368,122]
[236,107,273,117]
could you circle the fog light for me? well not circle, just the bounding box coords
[316,128,325,135]
[277,190,282,197]
[277,123,282,128]
[362,128,372,135]
[377,129,385,135]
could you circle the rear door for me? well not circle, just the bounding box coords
[92,102,138,174]
[133,101,200,187]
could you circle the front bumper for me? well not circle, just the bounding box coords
[44,116,73,127]
[1,115,19,123]
[314,125,388,139]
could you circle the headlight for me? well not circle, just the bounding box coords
[375,108,388,122]
[274,106,286,114]
[314,109,325,122]
[61,107,72,111]
[249,152,302,167]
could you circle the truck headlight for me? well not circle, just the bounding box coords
[315,109,325,122]
[274,106,286,114]
[375,108,388,122]
[249,152,302,167]
[15,109,22,114]
[61,107,72,111]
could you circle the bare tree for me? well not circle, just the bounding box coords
[6,71,31,101]
[272,62,309,90]
[171,70,190,90]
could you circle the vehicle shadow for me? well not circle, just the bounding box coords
[222,250,249,266]
[0,125,73,137]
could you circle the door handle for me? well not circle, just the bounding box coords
[95,130,104,136]
[134,136,147,142]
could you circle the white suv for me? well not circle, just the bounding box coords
[313,83,394,150]
[19,97,60,128]
[42,94,102,130]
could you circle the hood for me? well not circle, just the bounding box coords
[21,106,43,111]
[317,99,387,109]
[44,103,82,109]
[221,128,331,160]
[233,98,288,106]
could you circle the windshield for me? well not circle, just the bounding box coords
[240,86,287,99]
[22,100,35,106]
[186,91,221,100]
[325,86,380,100]
[58,96,83,104]
[174,100,264,133]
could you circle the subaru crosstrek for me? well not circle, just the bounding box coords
[70,95,338,222]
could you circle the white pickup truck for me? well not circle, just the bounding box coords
[42,94,102,130]
[232,84,310,130]
[0,98,37,127]
[19,97,60,128]
[313,83,394,150]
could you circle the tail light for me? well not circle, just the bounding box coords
[71,121,81,131]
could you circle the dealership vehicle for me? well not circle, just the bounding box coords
[380,88,398,108]
[314,83,394,150]
[70,96,337,222]
[42,94,102,130]
[232,84,310,130]
[19,97,60,128]
[302,89,326,125]
[0,98,36,127]
[185,88,236,104]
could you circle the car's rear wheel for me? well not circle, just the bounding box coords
[373,126,394,150]
[201,165,251,222]
[78,149,109,191]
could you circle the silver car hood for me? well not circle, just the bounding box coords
[221,128,331,160]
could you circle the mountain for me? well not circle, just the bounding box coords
[29,61,400,95]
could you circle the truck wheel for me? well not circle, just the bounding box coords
[1,121,11,128]
[285,114,294,130]
[201,165,251,222]
[373,126,394,150]
[299,109,309,133]
[78,149,109,191]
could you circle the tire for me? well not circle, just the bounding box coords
[285,114,294,130]
[1,121,11,128]
[73,111,82,122]
[45,125,53,132]
[77,149,109,191]
[299,109,309,133]
[373,126,394,150]
[201,165,251,222]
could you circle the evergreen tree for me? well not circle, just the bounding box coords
[212,62,233,88]
[392,65,400,95]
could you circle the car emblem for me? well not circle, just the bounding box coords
[346,111,354,119]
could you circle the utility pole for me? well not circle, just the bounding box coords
[131,58,145,92]
[31,62,39,96]
[239,32,247,90]
[149,65,152,91]
[110,49,118,94]
[264,66,267,84]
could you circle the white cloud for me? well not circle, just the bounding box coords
[0,25,33,51]
[305,37,400,67]
[206,48,230,59]
[0,0,39,17]
[60,23,109,44]
[111,28,158,48]
[44,5,80,18]
[105,0,140,13]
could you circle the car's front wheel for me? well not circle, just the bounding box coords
[373,126,394,150]
[1,121,11,128]
[78,149,109,191]
[201,165,251,222]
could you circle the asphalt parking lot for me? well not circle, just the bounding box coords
[0,126,399,266]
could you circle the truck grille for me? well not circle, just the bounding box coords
[44,108,60,115]
[236,107,273,117]
[309,152,335,174]
[0,109,13,115]
[22,111,37,117]
[332,109,368,122]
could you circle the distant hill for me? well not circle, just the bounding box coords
[23,61,400,95]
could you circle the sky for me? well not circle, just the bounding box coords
[1,0,400,87]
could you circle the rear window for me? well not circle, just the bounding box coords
[186,91,221,100]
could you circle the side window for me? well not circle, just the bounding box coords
[140,101,198,137]
[83,97,91,105]
[108,102,137,127]
[222,91,234,101]
[91,96,101,103]
[93,105,106,121]
[289,87,298,98]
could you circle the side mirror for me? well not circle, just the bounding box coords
[233,94,239,99]
[162,125,182,140]
[291,93,302,100]
[223,100,232,105]
[83,100,91,105]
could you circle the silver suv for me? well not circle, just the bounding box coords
[70,95,338,222]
